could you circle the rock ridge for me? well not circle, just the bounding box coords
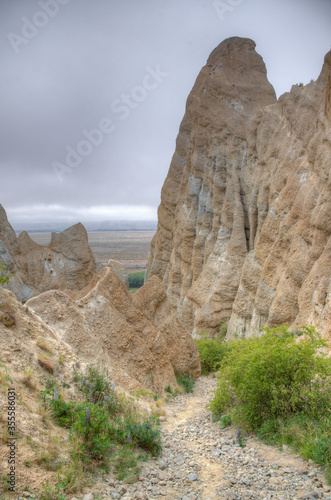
[0,205,96,299]
[146,37,331,340]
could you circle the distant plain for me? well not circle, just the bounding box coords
[29,230,155,270]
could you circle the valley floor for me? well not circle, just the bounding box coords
[78,377,330,500]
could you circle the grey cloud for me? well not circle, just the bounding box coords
[0,0,330,225]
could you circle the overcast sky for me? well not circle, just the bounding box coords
[1,0,330,227]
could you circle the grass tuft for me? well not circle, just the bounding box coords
[38,355,55,374]
[36,339,53,354]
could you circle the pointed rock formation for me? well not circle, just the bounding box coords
[146,37,331,340]
[0,205,96,299]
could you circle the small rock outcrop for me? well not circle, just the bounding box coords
[146,37,331,340]
[0,205,96,299]
[0,240,33,302]
[27,267,201,394]
[107,259,129,287]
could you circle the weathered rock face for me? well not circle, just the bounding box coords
[146,37,331,340]
[107,259,129,287]
[27,267,200,394]
[0,205,96,299]
[0,240,33,302]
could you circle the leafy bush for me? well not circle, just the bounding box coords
[176,373,195,393]
[210,326,331,429]
[195,334,229,374]
[125,421,161,454]
[50,399,76,428]
[71,402,117,460]
[0,262,12,286]
[219,414,232,428]
[39,363,161,491]
[128,271,145,289]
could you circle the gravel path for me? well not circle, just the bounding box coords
[82,376,331,500]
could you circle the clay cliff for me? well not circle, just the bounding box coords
[0,205,96,299]
[26,267,200,393]
[146,37,331,340]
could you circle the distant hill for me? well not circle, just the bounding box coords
[12,220,157,233]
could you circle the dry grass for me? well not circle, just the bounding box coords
[22,367,38,391]
[0,371,8,393]
[155,397,167,416]
[155,397,165,407]
[37,355,55,374]
[25,435,39,450]
[0,425,9,443]
[34,445,61,471]
[0,365,12,393]
[36,338,53,354]
[37,404,52,425]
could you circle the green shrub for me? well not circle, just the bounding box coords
[176,373,195,393]
[128,271,145,289]
[0,262,13,286]
[195,334,229,374]
[39,363,162,491]
[50,399,76,428]
[210,326,331,429]
[125,421,161,454]
[71,402,116,461]
[219,414,232,428]
[74,364,122,416]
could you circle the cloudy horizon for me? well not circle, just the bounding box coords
[1,0,330,228]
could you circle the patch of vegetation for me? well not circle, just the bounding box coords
[195,328,229,375]
[39,364,161,494]
[36,339,53,354]
[0,362,13,393]
[38,355,55,374]
[35,449,62,471]
[111,446,146,483]
[22,366,38,391]
[209,325,331,481]
[219,414,232,428]
[128,271,145,290]
[0,261,13,286]
[175,373,195,394]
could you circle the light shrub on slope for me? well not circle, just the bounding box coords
[209,326,331,429]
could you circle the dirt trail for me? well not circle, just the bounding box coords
[145,376,329,500]
[160,382,227,499]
